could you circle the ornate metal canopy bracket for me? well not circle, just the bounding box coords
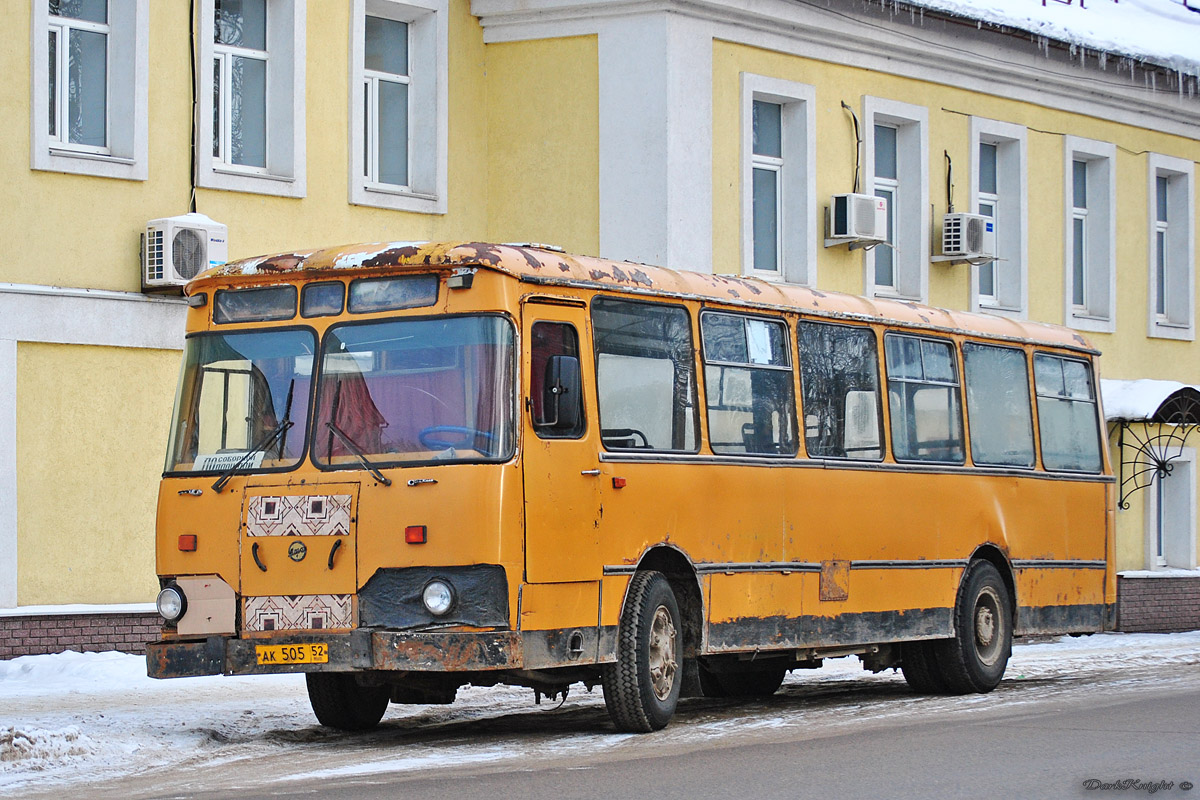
[1113,389,1200,510]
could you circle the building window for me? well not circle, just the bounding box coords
[864,98,929,302]
[970,118,1028,316]
[349,0,448,214]
[1063,137,1116,332]
[213,0,268,169]
[31,0,149,180]
[1147,154,1195,340]
[741,75,816,285]
[1144,447,1197,570]
[197,0,306,198]
[48,0,109,152]
[751,101,782,275]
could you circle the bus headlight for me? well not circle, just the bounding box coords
[422,580,455,616]
[156,584,187,623]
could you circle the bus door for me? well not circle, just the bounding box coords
[521,299,602,583]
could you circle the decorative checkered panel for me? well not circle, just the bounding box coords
[245,495,352,537]
[243,594,353,631]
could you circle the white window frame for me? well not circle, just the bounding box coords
[1143,447,1198,570]
[196,0,306,198]
[30,0,148,180]
[349,0,448,214]
[740,74,816,286]
[863,97,929,303]
[212,10,269,173]
[1147,153,1195,341]
[969,117,1028,318]
[1063,136,1116,333]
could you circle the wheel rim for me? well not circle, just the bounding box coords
[648,604,678,701]
[973,586,1005,667]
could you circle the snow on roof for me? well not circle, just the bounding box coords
[1100,378,1200,421]
[903,0,1200,75]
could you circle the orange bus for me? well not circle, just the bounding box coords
[147,241,1114,732]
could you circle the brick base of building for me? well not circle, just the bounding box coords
[0,612,162,660]
[1117,575,1200,632]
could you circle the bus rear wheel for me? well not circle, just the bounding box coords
[602,570,682,732]
[900,640,948,694]
[306,672,390,731]
[934,560,1012,695]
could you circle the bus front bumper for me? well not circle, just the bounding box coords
[147,629,523,679]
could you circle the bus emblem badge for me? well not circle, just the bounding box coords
[288,541,308,562]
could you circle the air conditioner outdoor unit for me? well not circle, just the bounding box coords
[941,213,996,260]
[142,213,228,289]
[826,193,888,245]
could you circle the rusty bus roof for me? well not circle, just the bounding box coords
[196,240,1097,354]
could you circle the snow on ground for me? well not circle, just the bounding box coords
[898,0,1200,75]
[1,631,1199,796]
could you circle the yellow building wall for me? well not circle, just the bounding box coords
[0,1,494,293]
[15,343,181,604]
[485,36,600,256]
[711,40,1200,386]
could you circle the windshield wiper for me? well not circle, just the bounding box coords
[212,380,295,494]
[324,421,393,486]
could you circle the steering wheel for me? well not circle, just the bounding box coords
[418,425,495,455]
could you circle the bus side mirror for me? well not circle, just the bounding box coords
[538,355,582,431]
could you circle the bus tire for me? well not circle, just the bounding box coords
[602,570,682,732]
[900,640,948,694]
[934,560,1012,695]
[305,672,390,731]
[699,663,787,698]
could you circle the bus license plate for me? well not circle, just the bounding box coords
[255,643,329,665]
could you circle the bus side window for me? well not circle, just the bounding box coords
[884,334,965,464]
[797,322,883,460]
[592,297,699,452]
[963,343,1035,468]
[700,312,796,455]
[530,321,585,439]
[1033,353,1102,473]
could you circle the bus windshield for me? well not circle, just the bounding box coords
[312,315,515,466]
[166,329,317,473]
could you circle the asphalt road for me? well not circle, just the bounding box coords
[157,660,1200,800]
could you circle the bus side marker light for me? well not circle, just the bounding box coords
[612,477,627,489]
[405,525,427,544]
[178,535,198,552]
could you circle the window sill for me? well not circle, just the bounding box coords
[33,148,147,181]
[48,147,134,166]
[351,182,446,215]
[198,164,305,198]
[1069,310,1115,334]
[1150,320,1194,341]
[212,164,294,183]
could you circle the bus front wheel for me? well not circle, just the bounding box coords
[935,560,1012,694]
[306,672,390,731]
[602,570,683,732]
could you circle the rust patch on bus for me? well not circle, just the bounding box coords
[372,631,521,672]
[820,560,850,601]
[359,245,422,269]
[258,254,308,272]
[457,242,506,267]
